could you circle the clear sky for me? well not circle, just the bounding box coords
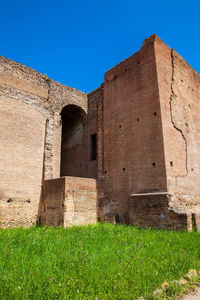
[1,0,200,93]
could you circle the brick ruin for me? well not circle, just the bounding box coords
[0,34,200,230]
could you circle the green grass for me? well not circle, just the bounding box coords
[0,224,200,300]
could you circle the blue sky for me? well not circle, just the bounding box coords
[1,0,200,93]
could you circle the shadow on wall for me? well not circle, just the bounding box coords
[60,105,87,178]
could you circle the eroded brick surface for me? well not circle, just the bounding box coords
[0,56,90,227]
[0,35,200,230]
[103,36,167,222]
[128,192,196,230]
[41,177,97,226]
[155,36,200,213]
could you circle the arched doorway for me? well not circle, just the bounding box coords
[60,104,87,177]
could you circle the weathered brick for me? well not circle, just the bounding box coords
[1,35,200,230]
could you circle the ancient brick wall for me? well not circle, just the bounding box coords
[87,86,105,219]
[1,35,200,230]
[0,56,88,227]
[103,38,167,222]
[41,177,97,226]
[0,96,45,227]
[40,177,65,226]
[87,88,100,179]
[154,36,200,214]
[129,192,191,230]
[63,177,97,226]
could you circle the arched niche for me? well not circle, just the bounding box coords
[60,104,87,178]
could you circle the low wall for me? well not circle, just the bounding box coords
[129,192,200,231]
[41,176,97,226]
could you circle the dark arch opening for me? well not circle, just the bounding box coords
[60,104,87,177]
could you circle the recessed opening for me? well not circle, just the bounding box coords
[123,168,126,172]
[104,170,107,174]
[152,163,156,167]
[191,168,194,172]
[170,161,173,167]
[138,61,140,64]
[60,104,87,177]
[181,79,184,82]
[91,134,97,161]
[154,112,157,116]
[125,68,128,72]
[137,118,140,122]
[119,124,122,128]
[192,214,197,231]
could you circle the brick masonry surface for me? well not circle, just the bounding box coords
[41,177,97,227]
[0,35,200,230]
[0,55,92,227]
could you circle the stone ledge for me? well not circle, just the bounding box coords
[130,191,169,197]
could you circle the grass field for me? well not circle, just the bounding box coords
[0,224,200,299]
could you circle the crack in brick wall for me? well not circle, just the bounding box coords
[1,35,200,229]
[170,49,188,176]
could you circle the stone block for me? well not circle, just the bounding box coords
[41,176,97,226]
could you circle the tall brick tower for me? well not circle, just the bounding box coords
[0,35,200,230]
[102,35,200,230]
